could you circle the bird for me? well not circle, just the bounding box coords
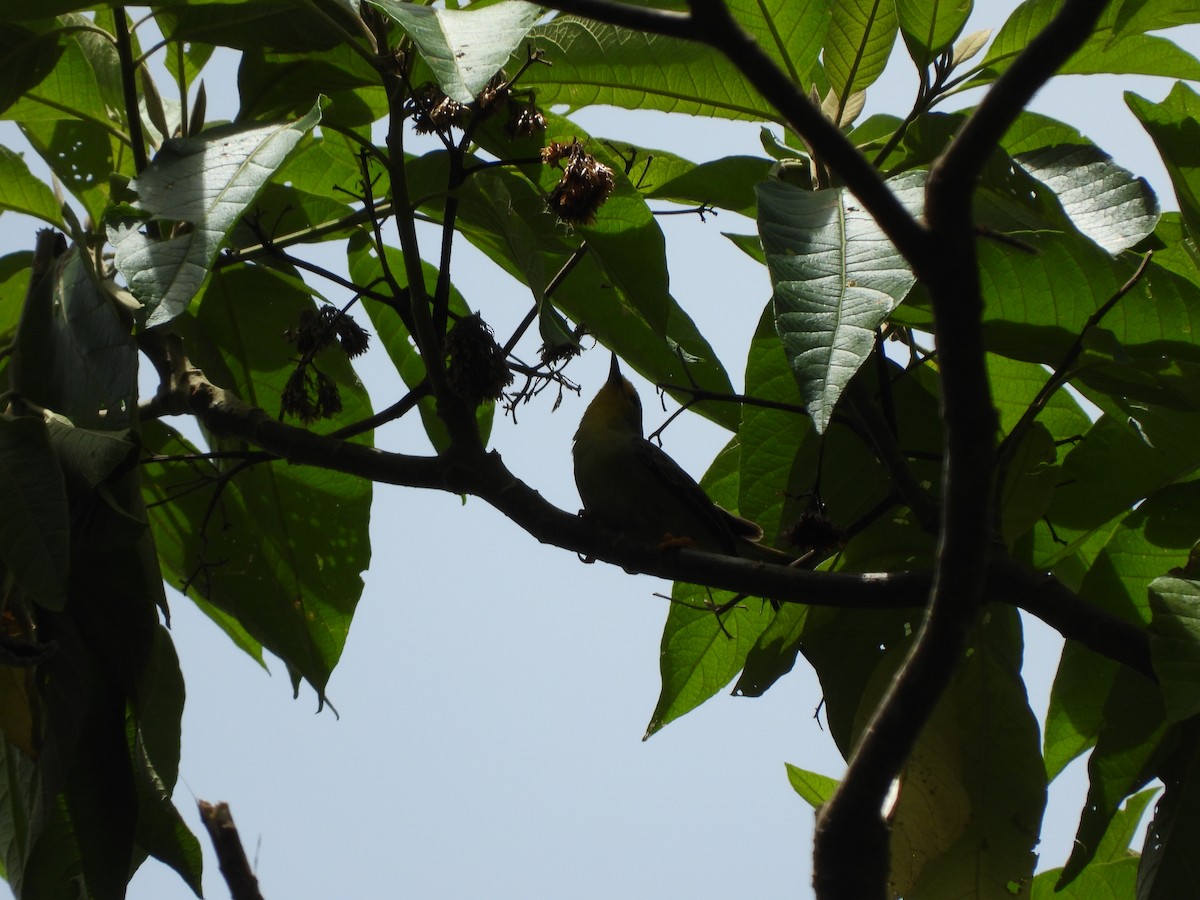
[572,353,789,562]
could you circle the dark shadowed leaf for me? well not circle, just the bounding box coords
[1136,718,1200,899]
[0,417,69,611]
[1128,83,1200,239]
[1149,576,1200,723]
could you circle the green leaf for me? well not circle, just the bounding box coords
[142,264,373,699]
[999,421,1059,545]
[0,23,63,116]
[1137,719,1200,899]
[757,172,921,432]
[1065,667,1166,883]
[0,146,64,227]
[1113,0,1200,36]
[18,119,120,225]
[1016,144,1160,254]
[154,2,353,53]
[1030,789,1154,898]
[109,103,321,326]
[975,0,1200,84]
[736,603,807,697]
[368,0,543,103]
[438,138,738,430]
[2,17,118,128]
[735,305,820,554]
[472,173,547,302]
[640,152,772,218]
[237,42,385,128]
[988,352,1091,445]
[1044,479,1200,785]
[520,17,776,121]
[896,0,972,69]
[728,0,830,84]
[1127,82,1200,240]
[0,738,37,892]
[785,763,838,808]
[140,423,264,667]
[1044,640,1112,782]
[644,441,771,738]
[1149,576,1200,723]
[999,110,1088,156]
[887,609,1045,898]
[127,627,202,896]
[961,233,1200,411]
[3,17,128,224]
[10,242,137,428]
[824,0,899,108]
[0,417,69,611]
[725,320,824,705]
[472,113,675,338]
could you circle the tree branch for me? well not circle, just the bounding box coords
[198,800,264,900]
[683,0,931,268]
[540,0,932,269]
[814,1,1115,897]
[931,0,1110,193]
[139,329,1152,681]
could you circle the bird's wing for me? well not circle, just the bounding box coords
[632,438,753,549]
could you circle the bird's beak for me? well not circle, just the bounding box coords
[607,352,623,385]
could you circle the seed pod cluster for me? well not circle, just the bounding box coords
[445,313,513,406]
[287,306,370,359]
[541,139,615,226]
[281,366,343,424]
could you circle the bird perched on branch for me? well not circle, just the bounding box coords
[573,354,790,562]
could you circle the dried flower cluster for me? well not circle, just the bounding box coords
[409,74,511,136]
[474,71,510,114]
[540,323,586,366]
[783,510,845,557]
[281,366,343,424]
[507,97,547,138]
[286,306,370,360]
[541,139,615,225]
[279,306,371,424]
[409,84,466,135]
[445,313,513,406]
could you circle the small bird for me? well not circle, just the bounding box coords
[573,354,787,561]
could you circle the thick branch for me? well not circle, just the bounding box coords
[814,1,1115,897]
[140,330,1152,679]
[931,0,1109,194]
[198,801,264,900]
[685,0,930,266]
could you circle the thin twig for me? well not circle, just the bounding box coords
[995,251,1152,483]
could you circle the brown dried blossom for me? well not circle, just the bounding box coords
[445,313,513,406]
[541,139,615,225]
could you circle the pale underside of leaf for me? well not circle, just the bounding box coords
[757,173,922,431]
[1017,144,1160,254]
[368,0,543,103]
[110,104,320,325]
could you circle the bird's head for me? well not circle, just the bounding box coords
[575,353,644,439]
